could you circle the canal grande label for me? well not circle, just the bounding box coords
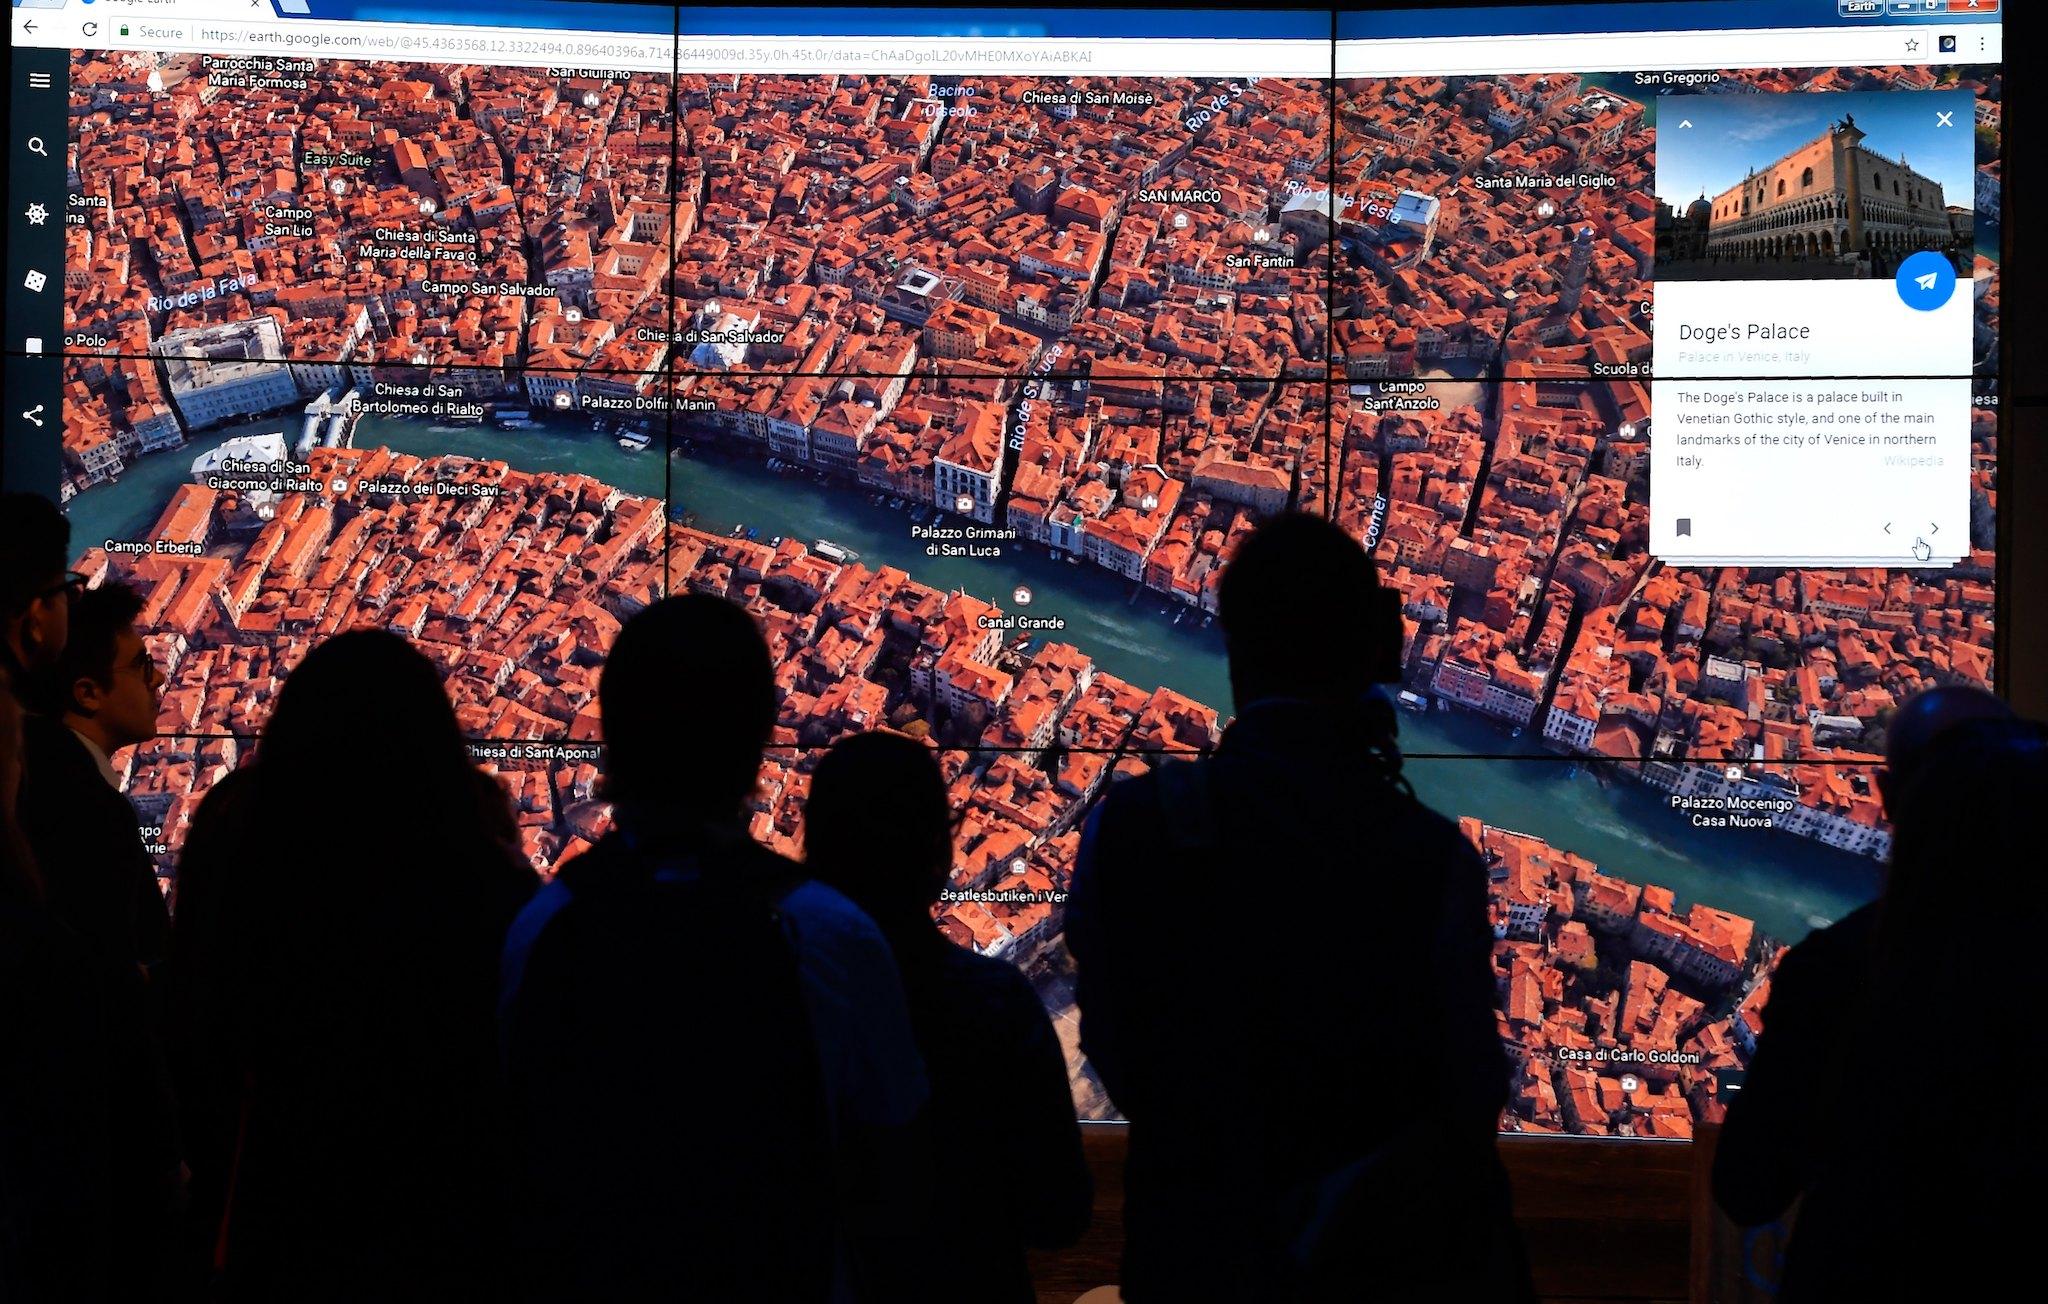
[977,613,1069,631]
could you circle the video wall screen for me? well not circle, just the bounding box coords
[9,0,2004,1140]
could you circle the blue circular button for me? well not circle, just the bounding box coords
[1896,251,1957,312]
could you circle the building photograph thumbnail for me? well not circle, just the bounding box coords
[1654,88,1975,281]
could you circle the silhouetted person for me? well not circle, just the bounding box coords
[1,495,132,1302]
[1069,512,1526,1303]
[1,659,85,1303]
[0,494,74,717]
[807,731,1092,1302]
[1713,686,2021,1297]
[167,630,535,1301]
[0,663,34,892]
[20,581,169,981]
[13,582,182,1294]
[500,594,927,1302]
[0,493,76,903]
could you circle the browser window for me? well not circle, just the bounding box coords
[4,0,2007,1142]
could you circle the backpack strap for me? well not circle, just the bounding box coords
[497,833,713,1036]
[498,874,578,1034]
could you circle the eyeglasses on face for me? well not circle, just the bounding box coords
[41,571,90,603]
[117,646,161,682]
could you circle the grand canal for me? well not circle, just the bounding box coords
[70,413,1881,942]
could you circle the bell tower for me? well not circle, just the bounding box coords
[1833,113,1867,255]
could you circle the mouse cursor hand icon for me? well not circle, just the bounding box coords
[1911,537,1933,563]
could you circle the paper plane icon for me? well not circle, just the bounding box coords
[1914,271,1939,291]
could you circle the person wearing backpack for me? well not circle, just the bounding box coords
[500,595,929,1302]
[1067,513,1530,1302]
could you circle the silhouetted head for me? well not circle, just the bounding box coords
[233,636,522,1040]
[51,581,161,754]
[258,629,480,844]
[0,492,73,684]
[1217,512,1400,710]
[805,732,952,933]
[1878,684,2010,818]
[602,594,775,819]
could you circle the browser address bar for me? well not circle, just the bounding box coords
[45,18,1322,76]
[675,41,1099,71]
[191,20,670,68]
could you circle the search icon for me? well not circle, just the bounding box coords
[27,137,48,157]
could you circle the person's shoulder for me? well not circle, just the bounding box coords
[1377,786,1484,869]
[16,718,122,836]
[905,942,1052,1046]
[1779,901,1879,984]
[948,944,1051,1023]
[777,874,889,952]
[18,713,90,777]
[477,840,540,919]
[1414,799,1484,860]
[502,832,630,968]
[731,835,806,894]
[199,764,259,808]
[1818,901,1880,948]
[550,828,636,886]
[169,767,259,913]
[939,941,1037,998]
[1073,767,1174,887]
[1792,901,1876,953]
[19,711,69,747]
[1099,763,1169,812]
[1088,761,1179,839]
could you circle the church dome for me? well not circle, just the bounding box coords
[1687,192,1712,225]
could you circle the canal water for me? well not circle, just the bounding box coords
[69,412,1881,942]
